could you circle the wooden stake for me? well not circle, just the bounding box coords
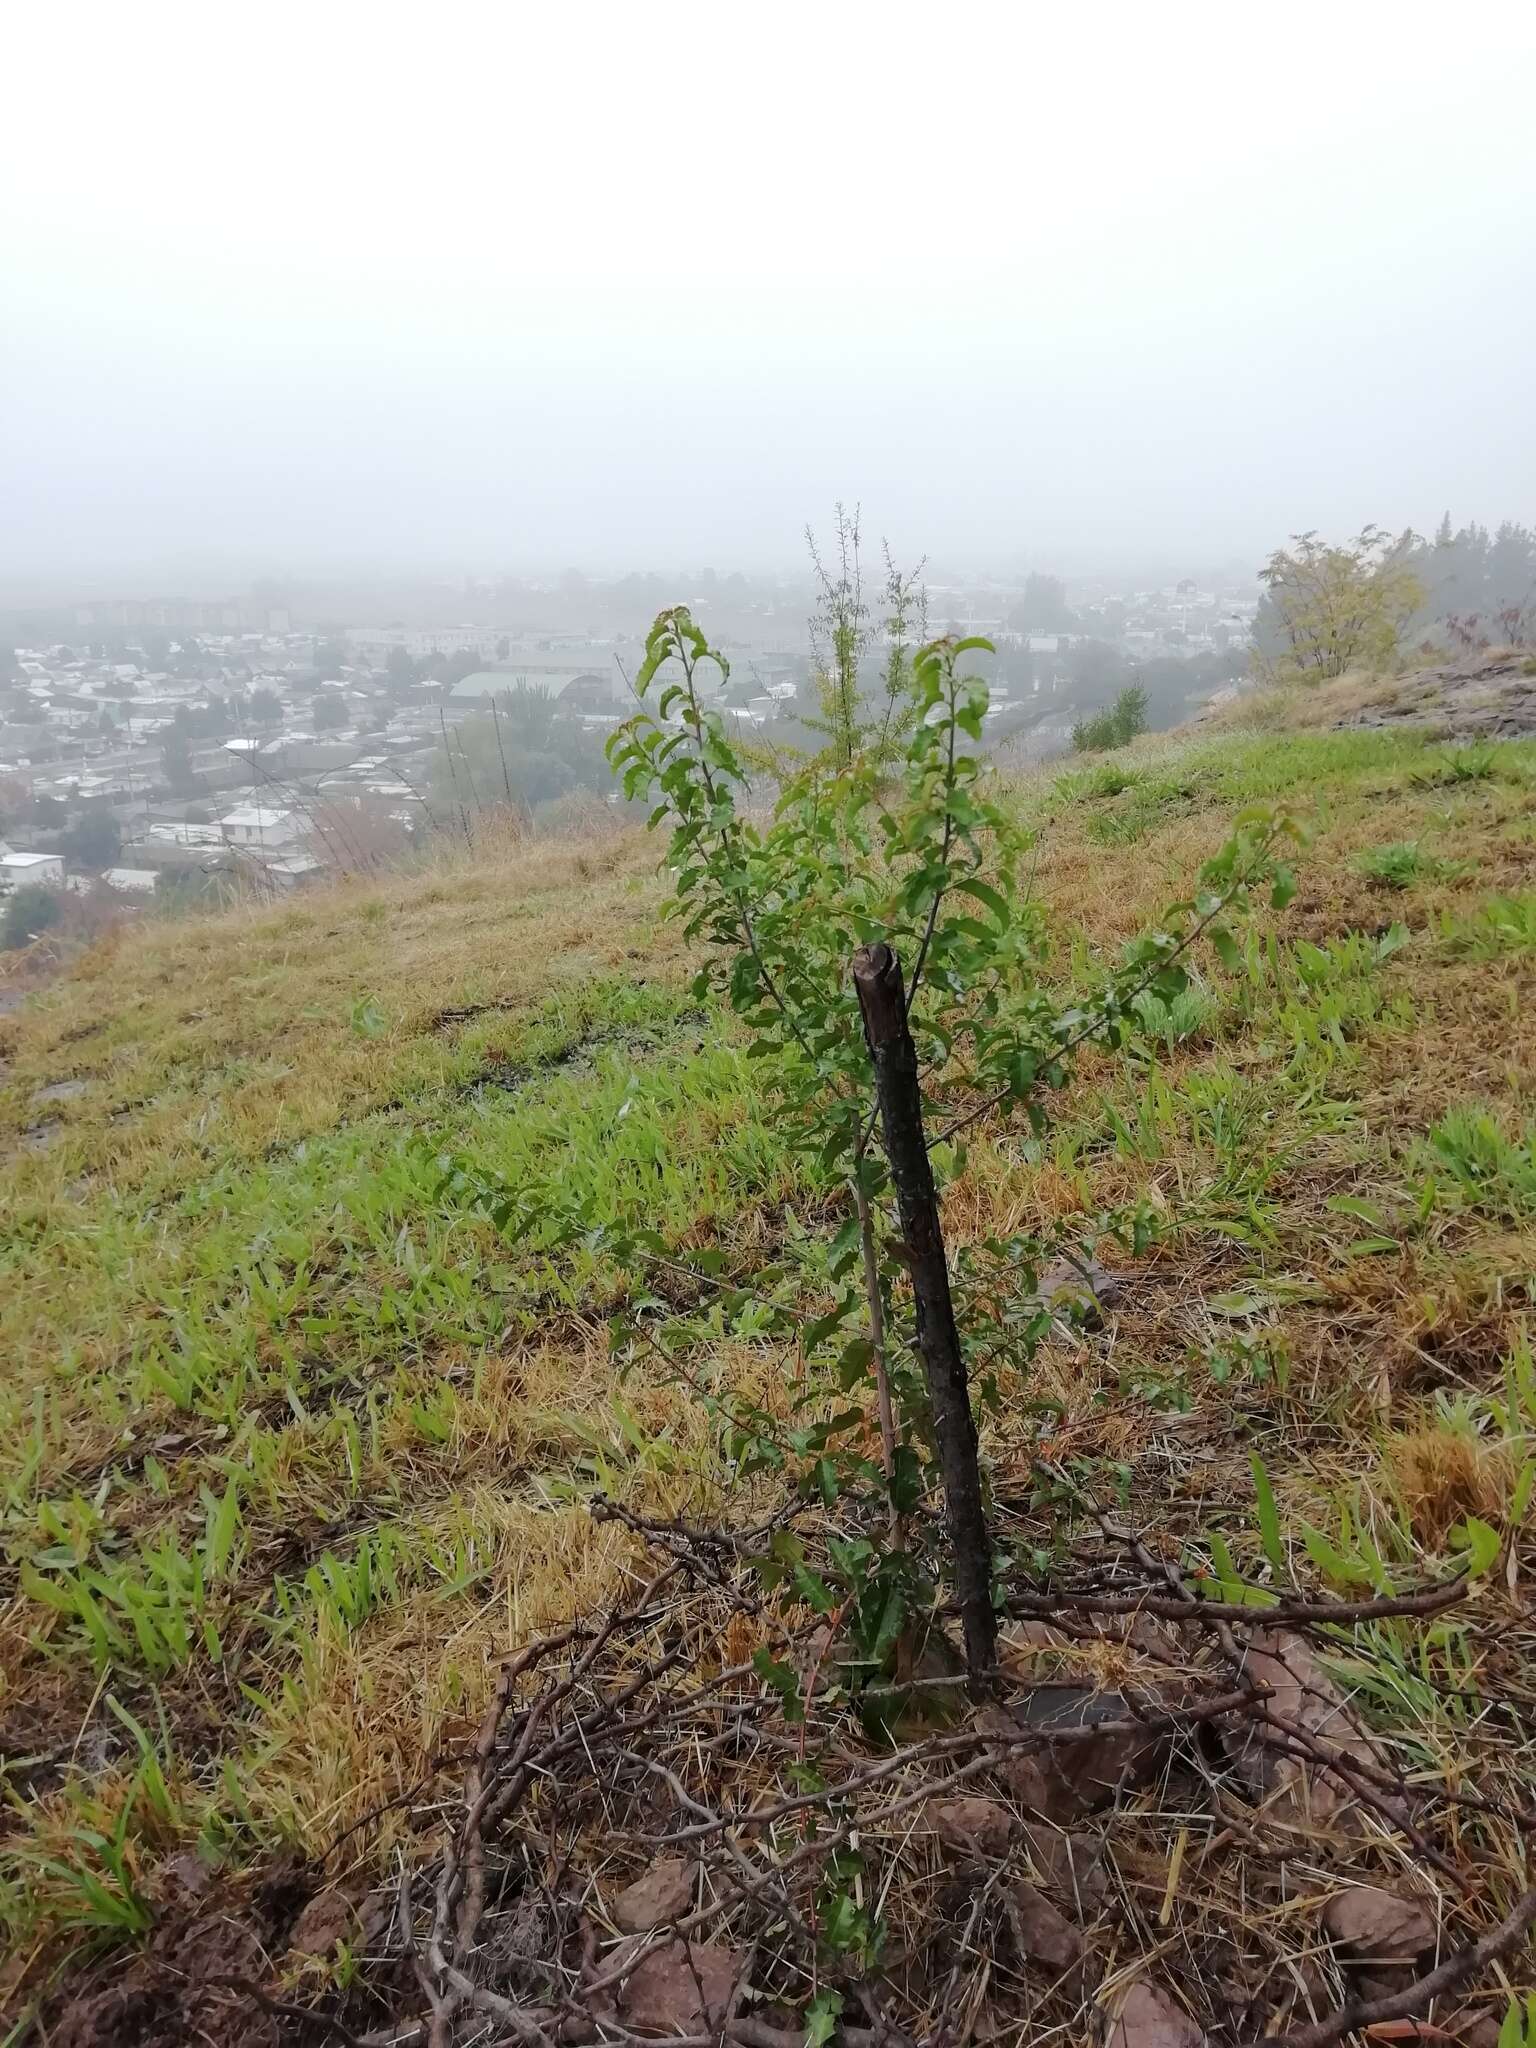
[853,940,996,1687]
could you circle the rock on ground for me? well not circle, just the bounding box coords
[618,1939,742,2033]
[610,1857,695,1934]
[1103,1980,1207,2048]
[1337,651,1536,739]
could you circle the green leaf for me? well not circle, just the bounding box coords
[1300,1522,1362,1585]
[752,1646,804,1725]
[1207,1289,1270,1317]
[1450,1515,1501,1578]
[1209,924,1242,972]
[1204,1530,1247,1601]
[1249,1454,1285,1573]
[806,1991,844,2048]
[1325,1194,1385,1225]
[951,875,1012,928]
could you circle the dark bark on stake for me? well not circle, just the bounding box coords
[853,940,998,1687]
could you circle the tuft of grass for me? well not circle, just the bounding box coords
[1355,841,1471,891]
[1425,1103,1536,1221]
[1438,890,1536,956]
[1382,1421,1514,1547]
[1410,742,1501,787]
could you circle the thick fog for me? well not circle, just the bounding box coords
[3,1,1533,588]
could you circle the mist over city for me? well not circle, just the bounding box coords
[4,4,1534,593]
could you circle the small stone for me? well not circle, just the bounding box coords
[31,1079,88,1105]
[1006,1879,1087,1976]
[1033,1258,1128,1331]
[289,1886,357,1956]
[1323,1886,1436,1969]
[973,1705,1056,1813]
[164,1851,215,1898]
[1010,1683,1171,1815]
[611,1858,694,1934]
[619,1939,741,2032]
[1103,1980,1206,2048]
[1022,1823,1109,1916]
[927,1795,1017,1859]
[1234,1632,1392,1827]
[1448,2009,1503,2048]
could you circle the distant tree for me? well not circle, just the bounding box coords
[498,680,559,750]
[1067,639,1129,692]
[803,505,927,769]
[443,650,480,687]
[0,772,29,829]
[507,750,578,806]
[1254,526,1424,684]
[62,809,123,870]
[248,687,283,726]
[33,794,69,826]
[386,646,419,693]
[311,793,411,867]
[143,633,171,667]
[495,635,510,659]
[160,728,200,794]
[1007,573,1076,634]
[312,694,350,732]
[314,638,349,673]
[176,634,204,663]
[2,885,63,951]
[97,706,117,734]
[1073,683,1149,753]
[995,642,1035,689]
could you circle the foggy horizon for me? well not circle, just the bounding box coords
[4,1,1534,592]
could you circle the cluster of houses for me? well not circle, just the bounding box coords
[0,573,1258,924]
[0,618,808,920]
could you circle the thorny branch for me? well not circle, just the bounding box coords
[259,1511,1535,2048]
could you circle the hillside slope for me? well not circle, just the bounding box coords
[3,723,1535,2043]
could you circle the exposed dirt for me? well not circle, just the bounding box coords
[35,1862,316,2048]
[1338,651,1536,738]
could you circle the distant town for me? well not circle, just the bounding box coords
[0,569,1257,920]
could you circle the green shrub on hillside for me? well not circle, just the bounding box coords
[1072,682,1148,752]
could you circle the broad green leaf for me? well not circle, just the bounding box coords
[1250,1454,1285,1573]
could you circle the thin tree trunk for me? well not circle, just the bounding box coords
[853,940,996,1688]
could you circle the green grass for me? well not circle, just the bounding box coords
[3,725,1536,2012]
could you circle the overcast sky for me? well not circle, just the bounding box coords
[3,0,1534,587]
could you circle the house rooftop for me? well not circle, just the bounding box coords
[218,804,297,830]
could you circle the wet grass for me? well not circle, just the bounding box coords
[2,725,1535,2014]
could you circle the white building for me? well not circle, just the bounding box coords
[0,850,66,891]
[217,804,304,852]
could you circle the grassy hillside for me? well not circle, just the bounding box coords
[3,720,1536,2035]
